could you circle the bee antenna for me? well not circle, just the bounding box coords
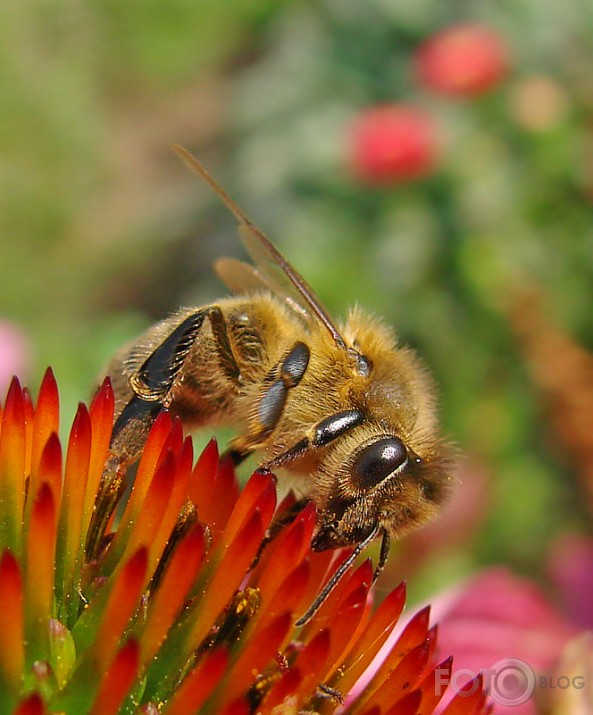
[295,525,381,627]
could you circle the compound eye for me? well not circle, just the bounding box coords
[352,436,408,490]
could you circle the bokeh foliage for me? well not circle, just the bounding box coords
[2,0,592,601]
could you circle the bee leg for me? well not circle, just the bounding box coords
[373,528,391,583]
[109,307,241,468]
[204,306,241,384]
[295,523,380,626]
[261,408,365,471]
[247,495,311,573]
[225,340,311,465]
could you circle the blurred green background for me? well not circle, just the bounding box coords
[2,0,593,603]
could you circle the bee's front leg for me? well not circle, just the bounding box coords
[260,408,365,471]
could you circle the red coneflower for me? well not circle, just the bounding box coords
[0,369,489,714]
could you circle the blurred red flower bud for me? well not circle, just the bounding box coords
[349,105,439,185]
[415,24,508,98]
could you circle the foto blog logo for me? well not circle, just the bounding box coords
[435,658,586,707]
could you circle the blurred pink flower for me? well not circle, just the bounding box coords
[431,554,593,715]
[348,104,440,185]
[548,533,593,630]
[0,320,30,395]
[415,24,508,98]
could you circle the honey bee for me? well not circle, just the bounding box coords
[107,146,449,613]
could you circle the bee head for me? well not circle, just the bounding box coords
[312,433,450,551]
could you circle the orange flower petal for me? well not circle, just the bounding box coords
[252,501,316,598]
[300,558,373,638]
[260,560,311,626]
[329,581,407,694]
[141,523,206,665]
[30,368,59,478]
[397,606,431,652]
[185,507,268,652]
[358,640,430,711]
[83,379,114,531]
[122,450,177,575]
[93,547,148,670]
[426,625,438,661]
[258,667,302,713]
[418,656,453,715]
[322,579,373,681]
[22,388,34,477]
[440,674,487,715]
[89,639,140,715]
[349,608,431,711]
[188,437,218,491]
[297,549,337,623]
[219,697,250,715]
[162,646,229,715]
[292,629,331,706]
[190,450,240,541]
[28,433,62,520]
[383,689,422,715]
[56,403,92,618]
[0,550,24,690]
[25,481,57,654]
[148,438,194,566]
[120,410,174,526]
[0,379,26,553]
[158,417,184,465]
[216,471,277,551]
[217,612,292,708]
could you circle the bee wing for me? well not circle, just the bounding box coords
[173,144,347,350]
[214,256,310,324]
[214,256,270,295]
